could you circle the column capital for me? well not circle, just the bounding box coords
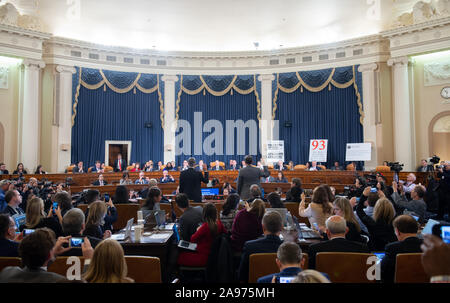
[258,74,275,82]
[162,75,179,83]
[22,59,45,70]
[387,56,410,68]
[358,63,378,73]
[55,65,76,74]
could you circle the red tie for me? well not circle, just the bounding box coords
[119,160,121,171]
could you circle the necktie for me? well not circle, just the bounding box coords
[119,160,121,171]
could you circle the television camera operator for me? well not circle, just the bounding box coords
[437,161,450,220]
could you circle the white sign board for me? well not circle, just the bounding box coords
[345,143,372,161]
[267,140,284,164]
[309,139,328,162]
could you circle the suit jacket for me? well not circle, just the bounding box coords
[2,205,25,217]
[417,165,434,172]
[0,267,67,283]
[212,165,223,171]
[285,186,303,202]
[179,168,209,202]
[0,238,19,257]
[237,165,270,200]
[91,167,103,173]
[274,164,286,171]
[72,166,85,173]
[238,234,283,282]
[92,180,108,186]
[380,236,423,283]
[228,165,240,171]
[257,267,302,283]
[0,169,9,175]
[179,206,203,241]
[308,237,370,269]
[114,159,127,172]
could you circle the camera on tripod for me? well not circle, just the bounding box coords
[429,155,440,165]
[387,162,404,173]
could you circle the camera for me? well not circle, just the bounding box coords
[430,155,440,165]
[387,162,404,173]
[365,174,378,188]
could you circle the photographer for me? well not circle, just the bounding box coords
[437,162,450,220]
[391,181,427,222]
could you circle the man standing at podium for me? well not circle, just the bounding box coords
[179,157,209,202]
[114,153,127,172]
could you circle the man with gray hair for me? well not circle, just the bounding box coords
[308,215,370,269]
[247,184,267,203]
[179,157,209,202]
[60,208,102,256]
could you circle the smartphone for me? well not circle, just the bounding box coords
[370,188,378,193]
[52,202,58,210]
[104,194,110,202]
[432,224,450,244]
[69,237,84,248]
[23,229,35,236]
[277,276,296,283]
[394,172,399,183]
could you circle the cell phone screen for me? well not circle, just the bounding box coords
[52,202,58,209]
[24,229,35,236]
[179,241,189,248]
[70,237,84,247]
[441,226,450,244]
[279,276,295,283]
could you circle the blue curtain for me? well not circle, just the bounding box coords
[275,83,363,168]
[176,91,260,166]
[71,86,163,168]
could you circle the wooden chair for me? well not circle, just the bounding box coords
[126,166,134,171]
[395,253,429,283]
[48,256,85,277]
[375,166,391,172]
[315,252,376,283]
[0,257,21,272]
[170,201,184,218]
[248,253,309,283]
[125,256,161,283]
[87,167,93,173]
[113,204,140,231]
[346,163,356,171]
[268,164,274,169]
[294,165,307,170]
[318,165,327,171]
[104,166,113,172]
[66,165,75,173]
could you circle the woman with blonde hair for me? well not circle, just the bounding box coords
[356,187,397,251]
[231,199,266,252]
[21,197,63,237]
[291,270,331,283]
[83,201,110,239]
[333,197,365,242]
[299,186,333,232]
[83,238,134,283]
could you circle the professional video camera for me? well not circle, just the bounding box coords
[387,162,404,173]
[364,174,378,188]
[430,155,440,165]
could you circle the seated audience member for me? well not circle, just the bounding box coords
[232,199,265,253]
[330,161,343,171]
[257,241,304,283]
[92,174,108,186]
[238,211,282,282]
[135,171,149,184]
[285,178,303,203]
[141,186,162,219]
[247,184,267,203]
[267,192,284,209]
[274,160,286,171]
[137,178,158,199]
[332,197,364,243]
[13,163,28,175]
[53,191,73,218]
[222,182,236,195]
[421,234,450,283]
[299,186,333,232]
[0,214,19,257]
[381,215,423,283]
[175,193,203,241]
[417,159,434,172]
[356,187,397,251]
[119,172,133,185]
[354,191,379,235]
[228,159,239,171]
[288,161,295,171]
[72,161,85,173]
[20,197,63,237]
[83,190,117,232]
[155,161,164,171]
[391,181,427,221]
[180,160,189,171]
[195,160,206,172]
[291,270,331,283]
[0,163,9,175]
[178,203,226,267]
[60,208,102,256]
[212,160,223,171]
[130,162,142,172]
[113,185,130,204]
[91,161,103,173]
[83,201,111,239]
[402,173,417,193]
[0,180,9,212]
[309,161,321,171]
[304,162,310,170]
[0,228,70,282]
[143,160,154,172]
[308,216,370,269]
[82,238,134,283]
[171,161,177,171]
[34,165,46,175]
[2,189,24,216]
[164,162,175,171]
[220,194,240,233]
[159,170,175,183]
[274,171,288,183]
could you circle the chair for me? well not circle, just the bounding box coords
[318,165,327,171]
[125,256,161,283]
[375,166,391,172]
[48,256,85,277]
[66,165,75,173]
[87,167,93,173]
[126,166,134,171]
[248,253,309,283]
[395,253,429,283]
[294,165,307,170]
[346,163,356,171]
[114,204,140,230]
[170,201,184,218]
[210,162,225,169]
[0,257,21,272]
[268,164,274,169]
[104,165,113,172]
[77,204,88,213]
[315,252,376,283]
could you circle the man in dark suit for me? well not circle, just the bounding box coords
[274,160,286,171]
[237,155,270,200]
[113,153,127,172]
[195,160,206,172]
[175,193,203,241]
[91,161,103,173]
[238,211,283,282]
[380,215,423,283]
[2,190,24,217]
[417,159,434,172]
[179,158,209,203]
[212,160,223,171]
[91,174,108,186]
[330,161,343,171]
[228,159,240,171]
[0,214,19,257]
[0,163,9,175]
[72,161,85,173]
[159,170,175,183]
[308,215,370,269]
[0,228,70,282]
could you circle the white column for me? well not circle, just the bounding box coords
[55,65,76,172]
[358,63,379,171]
[387,56,414,171]
[162,75,178,164]
[257,74,275,162]
[19,59,45,173]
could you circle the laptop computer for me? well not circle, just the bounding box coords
[421,218,440,236]
[144,210,166,227]
[111,218,134,241]
[201,188,219,196]
[292,216,322,239]
[172,223,197,251]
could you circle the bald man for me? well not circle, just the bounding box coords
[308,215,370,269]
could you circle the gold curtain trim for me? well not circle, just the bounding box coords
[201,75,237,96]
[330,78,354,89]
[81,79,105,90]
[272,73,280,120]
[99,70,141,93]
[71,67,82,127]
[253,75,261,121]
[353,65,364,125]
[175,75,183,122]
[157,75,165,130]
[296,69,335,92]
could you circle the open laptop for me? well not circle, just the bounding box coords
[266,208,288,227]
[144,210,166,227]
[201,188,219,196]
[172,223,197,251]
[111,218,134,241]
[13,214,26,229]
[421,218,440,236]
[292,216,322,239]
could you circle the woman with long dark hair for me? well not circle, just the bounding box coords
[299,186,333,231]
[141,186,161,218]
[220,194,240,232]
[113,185,130,204]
